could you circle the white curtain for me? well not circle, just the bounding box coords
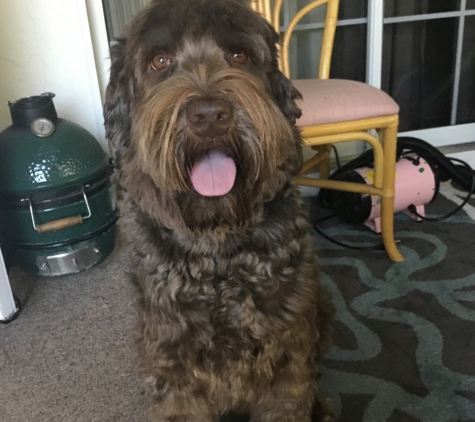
[104,0,152,39]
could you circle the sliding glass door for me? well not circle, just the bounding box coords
[382,0,475,146]
[289,0,475,149]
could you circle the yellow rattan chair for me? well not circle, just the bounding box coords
[251,0,403,262]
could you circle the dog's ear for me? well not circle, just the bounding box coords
[104,38,134,157]
[272,71,302,126]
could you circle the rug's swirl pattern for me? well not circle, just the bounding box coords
[315,185,475,422]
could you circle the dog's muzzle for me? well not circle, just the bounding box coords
[187,97,237,197]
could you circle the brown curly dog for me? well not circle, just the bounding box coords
[104,0,334,420]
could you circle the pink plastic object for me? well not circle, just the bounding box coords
[356,154,436,233]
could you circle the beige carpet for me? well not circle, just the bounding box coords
[0,229,149,422]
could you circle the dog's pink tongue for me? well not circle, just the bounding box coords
[190,151,237,197]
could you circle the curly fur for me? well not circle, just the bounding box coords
[104,0,334,420]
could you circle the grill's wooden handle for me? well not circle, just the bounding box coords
[36,215,83,233]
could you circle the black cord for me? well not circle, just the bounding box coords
[405,154,474,222]
[332,145,341,170]
[313,213,386,251]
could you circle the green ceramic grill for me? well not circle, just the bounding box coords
[0,93,119,277]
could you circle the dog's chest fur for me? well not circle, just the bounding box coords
[128,187,318,388]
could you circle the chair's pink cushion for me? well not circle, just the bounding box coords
[292,79,399,127]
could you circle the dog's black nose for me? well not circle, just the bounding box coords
[186,97,233,137]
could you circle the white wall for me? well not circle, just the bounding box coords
[0,0,109,152]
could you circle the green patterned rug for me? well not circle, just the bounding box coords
[221,182,475,422]
[310,182,475,422]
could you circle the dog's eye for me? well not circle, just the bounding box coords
[231,52,248,65]
[151,54,171,71]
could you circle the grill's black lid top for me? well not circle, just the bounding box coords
[8,92,58,128]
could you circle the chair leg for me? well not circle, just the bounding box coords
[380,123,404,262]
